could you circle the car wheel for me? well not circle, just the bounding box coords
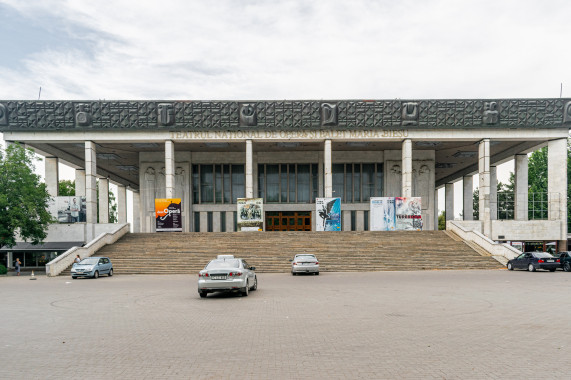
[564,262,571,272]
[71,276,77,279]
[251,276,257,291]
[507,263,513,271]
[199,291,207,298]
[528,264,535,272]
[291,271,296,276]
[93,270,99,279]
[549,268,556,272]
[241,280,249,297]
[315,272,320,275]
[108,268,113,277]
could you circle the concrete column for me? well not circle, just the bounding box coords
[132,191,141,232]
[98,178,109,223]
[514,154,528,221]
[342,211,351,231]
[200,211,208,232]
[402,139,412,197]
[75,169,86,196]
[490,166,497,220]
[356,210,364,231]
[479,139,491,238]
[165,140,175,198]
[434,188,440,230]
[548,138,568,248]
[324,139,332,197]
[445,183,454,221]
[85,141,97,225]
[117,185,127,224]
[463,175,474,220]
[318,154,324,197]
[45,157,59,197]
[226,211,235,232]
[245,140,253,198]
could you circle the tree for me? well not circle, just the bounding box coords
[438,211,446,230]
[58,179,75,196]
[0,144,53,249]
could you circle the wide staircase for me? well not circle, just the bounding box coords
[60,231,502,275]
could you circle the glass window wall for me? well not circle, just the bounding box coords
[192,164,245,204]
[332,163,384,202]
[258,164,319,203]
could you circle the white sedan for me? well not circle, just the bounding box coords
[291,254,319,275]
[198,255,257,298]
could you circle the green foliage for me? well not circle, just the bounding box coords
[0,263,7,275]
[438,211,446,230]
[58,179,75,196]
[528,147,548,195]
[96,180,118,223]
[0,143,54,249]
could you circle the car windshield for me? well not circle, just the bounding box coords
[296,255,316,261]
[206,259,240,269]
[79,258,98,265]
[533,252,554,258]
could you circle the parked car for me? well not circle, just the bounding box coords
[506,252,560,272]
[198,255,257,298]
[557,251,571,272]
[291,254,319,275]
[71,257,113,279]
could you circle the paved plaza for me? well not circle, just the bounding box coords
[1,269,571,379]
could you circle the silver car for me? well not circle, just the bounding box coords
[197,255,257,298]
[71,257,113,279]
[291,254,319,275]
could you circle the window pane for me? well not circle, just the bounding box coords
[192,165,199,204]
[353,164,361,202]
[194,212,200,232]
[375,163,384,197]
[266,164,280,203]
[297,164,310,203]
[223,165,231,203]
[221,212,226,232]
[289,164,296,202]
[200,165,214,203]
[232,165,245,202]
[215,165,222,203]
[362,164,375,201]
[280,164,288,202]
[257,164,265,199]
[312,164,318,202]
[332,164,344,201]
[346,164,353,202]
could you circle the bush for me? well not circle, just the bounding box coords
[0,264,7,275]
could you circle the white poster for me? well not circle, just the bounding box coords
[395,197,423,231]
[370,197,396,231]
[237,198,264,231]
[370,197,422,231]
[316,198,341,231]
[49,196,86,223]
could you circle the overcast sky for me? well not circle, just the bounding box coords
[1,0,569,216]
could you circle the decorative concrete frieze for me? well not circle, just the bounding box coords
[75,104,92,127]
[401,102,418,126]
[239,103,257,126]
[321,103,338,126]
[158,103,175,126]
[483,102,499,125]
[0,103,7,125]
[564,101,571,124]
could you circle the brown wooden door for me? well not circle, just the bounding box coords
[265,212,311,231]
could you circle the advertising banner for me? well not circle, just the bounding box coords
[370,197,396,231]
[370,197,422,231]
[316,197,341,231]
[395,197,423,230]
[237,198,264,231]
[48,196,86,223]
[155,198,182,232]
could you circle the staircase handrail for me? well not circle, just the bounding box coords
[447,221,520,261]
[45,223,130,277]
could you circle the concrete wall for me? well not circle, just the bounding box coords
[491,220,564,241]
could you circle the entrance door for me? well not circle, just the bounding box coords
[266,212,311,231]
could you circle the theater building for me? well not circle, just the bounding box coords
[0,98,569,268]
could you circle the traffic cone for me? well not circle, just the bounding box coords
[30,270,37,280]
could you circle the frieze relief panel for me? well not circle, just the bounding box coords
[0,99,569,131]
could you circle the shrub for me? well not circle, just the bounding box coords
[0,264,7,275]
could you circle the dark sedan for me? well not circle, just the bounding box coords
[507,252,560,272]
[557,251,571,272]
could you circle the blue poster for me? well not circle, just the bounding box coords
[316,197,341,231]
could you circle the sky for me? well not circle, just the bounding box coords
[0,0,570,217]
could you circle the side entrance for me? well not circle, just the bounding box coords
[265,212,312,231]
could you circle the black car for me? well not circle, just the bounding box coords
[557,251,571,272]
[507,252,560,272]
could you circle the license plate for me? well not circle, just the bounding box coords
[211,275,226,280]
[547,260,554,263]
